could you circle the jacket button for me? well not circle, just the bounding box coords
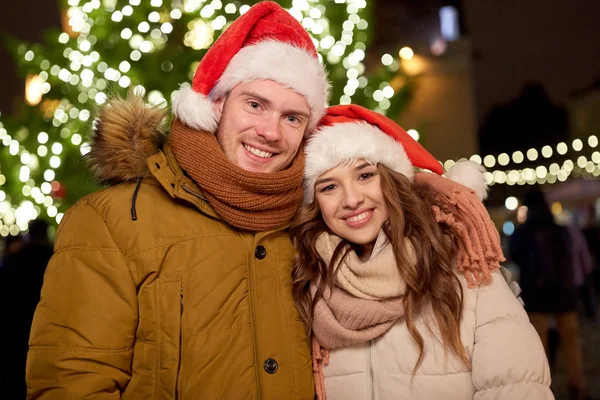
[255,245,267,260]
[264,358,278,374]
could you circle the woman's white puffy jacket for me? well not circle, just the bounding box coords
[322,269,554,399]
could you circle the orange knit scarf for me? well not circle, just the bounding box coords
[170,119,304,232]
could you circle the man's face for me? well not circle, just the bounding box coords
[215,79,311,173]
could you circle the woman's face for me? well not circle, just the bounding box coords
[315,159,389,255]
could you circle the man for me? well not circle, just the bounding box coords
[26,2,330,399]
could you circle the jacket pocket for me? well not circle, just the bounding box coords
[155,276,184,400]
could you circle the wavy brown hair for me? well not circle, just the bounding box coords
[291,164,470,372]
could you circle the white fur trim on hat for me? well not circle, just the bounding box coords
[304,121,414,202]
[211,40,330,130]
[172,85,221,132]
[445,160,488,200]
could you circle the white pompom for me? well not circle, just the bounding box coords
[445,160,488,200]
[172,85,220,133]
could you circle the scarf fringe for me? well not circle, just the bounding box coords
[416,172,504,288]
[312,336,330,400]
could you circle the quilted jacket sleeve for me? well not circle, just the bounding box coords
[471,269,554,400]
[27,200,138,399]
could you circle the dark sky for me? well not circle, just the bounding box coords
[463,0,600,123]
[0,0,61,115]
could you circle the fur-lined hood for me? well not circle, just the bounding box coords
[86,92,168,185]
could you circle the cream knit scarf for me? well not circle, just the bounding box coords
[311,231,414,349]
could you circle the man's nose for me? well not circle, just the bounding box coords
[255,113,282,142]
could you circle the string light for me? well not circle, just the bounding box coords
[25,75,45,106]
[398,46,414,60]
[450,135,599,186]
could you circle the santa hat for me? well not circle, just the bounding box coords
[172,1,330,133]
[304,104,487,202]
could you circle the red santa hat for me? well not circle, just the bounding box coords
[172,1,330,132]
[304,104,487,202]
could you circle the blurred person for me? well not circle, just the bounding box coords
[25,2,330,399]
[3,233,24,256]
[567,224,596,319]
[292,105,552,399]
[510,188,588,400]
[0,234,24,271]
[0,220,53,399]
[582,223,600,291]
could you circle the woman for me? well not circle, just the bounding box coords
[291,104,553,399]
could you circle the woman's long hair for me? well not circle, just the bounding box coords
[290,164,469,372]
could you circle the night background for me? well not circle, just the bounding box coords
[0,0,598,398]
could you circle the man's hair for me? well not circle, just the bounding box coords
[290,164,469,374]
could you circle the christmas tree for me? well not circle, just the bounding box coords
[0,0,414,235]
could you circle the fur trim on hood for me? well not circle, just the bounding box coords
[86,92,168,185]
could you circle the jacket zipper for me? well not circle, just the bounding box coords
[175,286,184,400]
[368,340,375,400]
[247,245,260,398]
[181,181,259,398]
[181,183,207,201]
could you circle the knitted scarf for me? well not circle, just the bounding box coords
[311,231,407,349]
[169,119,304,231]
[311,231,407,400]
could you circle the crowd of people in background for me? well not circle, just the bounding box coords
[509,188,597,400]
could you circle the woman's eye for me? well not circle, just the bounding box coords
[359,173,374,180]
[319,184,336,193]
[286,116,299,123]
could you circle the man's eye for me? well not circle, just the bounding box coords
[286,116,298,123]
[249,101,260,109]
